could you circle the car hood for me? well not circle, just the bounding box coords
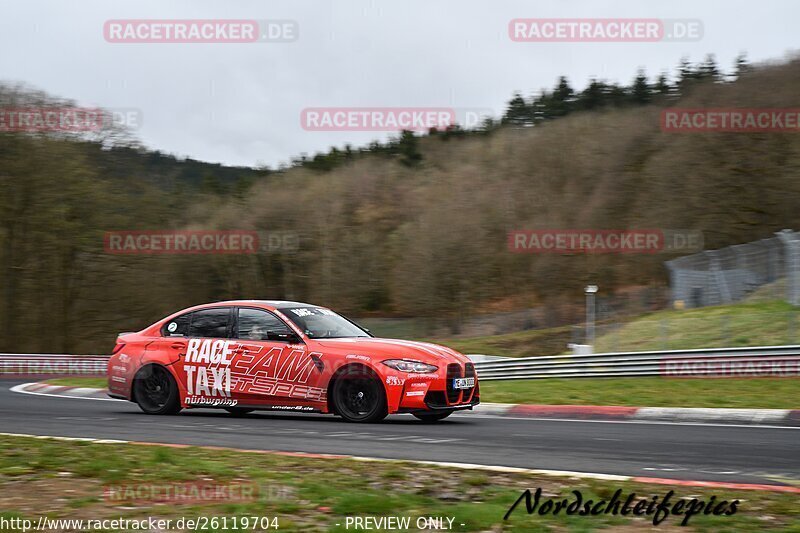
[312,337,471,365]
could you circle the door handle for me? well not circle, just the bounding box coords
[170,341,187,353]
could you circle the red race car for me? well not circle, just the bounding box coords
[108,300,479,422]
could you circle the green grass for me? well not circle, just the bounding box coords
[435,300,800,358]
[437,325,573,358]
[356,317,432,340]
[479,377,800,409]
[0,435,797,531]
[592,300,800,353]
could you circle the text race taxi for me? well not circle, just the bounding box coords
[108,301,479,422]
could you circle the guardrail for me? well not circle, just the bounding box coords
[2,346,799,381]
[473,345,800,380]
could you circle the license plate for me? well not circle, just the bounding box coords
[452,377,475,389]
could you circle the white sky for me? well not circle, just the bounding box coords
[1,0,797,167]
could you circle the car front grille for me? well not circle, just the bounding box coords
[461,362,476,403]
[445,363,462,403]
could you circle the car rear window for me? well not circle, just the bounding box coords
[187,308,231,338]
[162,313,191,336]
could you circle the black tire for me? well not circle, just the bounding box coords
[413,412,452,423]
[133,365,182,415]
[332,371,387,423]
[225,407,254,416]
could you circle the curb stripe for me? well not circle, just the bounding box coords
[632,476,800,494]
[509,404,639,418]
[70,387,107,397]
[467,403,516,416]
[10,383,120,402]
[634,407,791,423]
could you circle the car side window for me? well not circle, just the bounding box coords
[187,308,232,339]
[162,312,191,337]
[237,308,292,341]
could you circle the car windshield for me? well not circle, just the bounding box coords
[279,307,370,339]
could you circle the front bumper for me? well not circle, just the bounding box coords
[387,361,480,413]
[399,395,480,415]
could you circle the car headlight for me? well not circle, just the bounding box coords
[381,359,438,373]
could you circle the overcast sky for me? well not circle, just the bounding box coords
[1,0,797,167]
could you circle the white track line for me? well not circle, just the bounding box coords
[9,383,121,402]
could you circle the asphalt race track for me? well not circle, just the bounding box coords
[2,380,798,487]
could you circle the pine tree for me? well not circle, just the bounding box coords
[676,57,698,95]
[699,54,720,81]
[577,80,607,110]
[503,92,533,126]
[605,84,628,107]
[733,53,752,79]
[398,130,422,166]
[531,90,550,122]
[549,76,575,117]
[654,73,671,97]
[631,69,651,105]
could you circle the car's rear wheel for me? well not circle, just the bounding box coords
[332,371,387,423]
[413,412,452,423]
[133,365,181,415]
[225,407,254,416]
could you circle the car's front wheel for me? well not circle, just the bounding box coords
[133,365,182,415]
[413,412,452,423]
[332,371,387,423]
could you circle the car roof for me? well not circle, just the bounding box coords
[202,300,320,309]
[140,300,325,336]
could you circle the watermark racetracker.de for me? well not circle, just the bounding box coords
[508,229,703,254]
[300,107,495,132]
[0,107,142,132]
[662,357,800,377]
[103,230,299,255]
[662,108,800,132]
[509,18,703,42]
[103,482,291,504]
[0,355,107,378]
[0,516,280,533]
[104,19,298,43]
